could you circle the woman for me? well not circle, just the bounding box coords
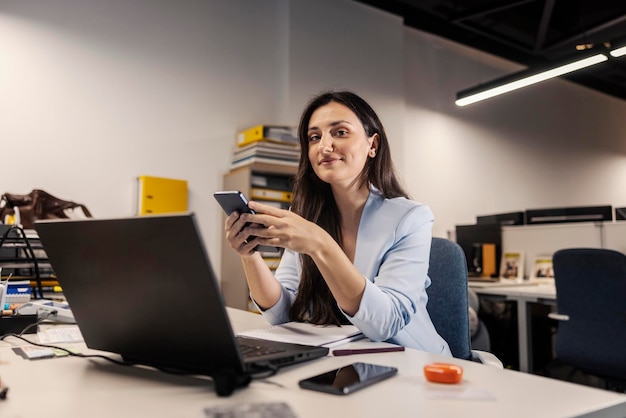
[225,91,450,355]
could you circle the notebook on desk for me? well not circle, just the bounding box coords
[34,213,329,396]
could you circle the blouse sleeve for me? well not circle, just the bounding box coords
[251,248,300,325]
[342,204,433,341]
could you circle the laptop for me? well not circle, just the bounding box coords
[34,213,328,396]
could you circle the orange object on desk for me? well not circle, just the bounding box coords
[423,363,463,384]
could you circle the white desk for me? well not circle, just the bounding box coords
[470,280,557,373]
[2,308,625,418]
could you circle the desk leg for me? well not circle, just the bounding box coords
[515,299,532,373]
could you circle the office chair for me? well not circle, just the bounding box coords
[468,287,491,352]
[426,237,501,367]
[551,248,626,390]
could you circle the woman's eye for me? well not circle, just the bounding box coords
[308,134,320,142]
[335,129,348,137]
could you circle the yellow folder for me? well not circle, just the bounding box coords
[481,243,497,277]
[236,125,297,147]
[250,187,293,202]
[137,175,188,215]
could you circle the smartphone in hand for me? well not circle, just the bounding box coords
[213,191,279,253]
[298,362,398,395]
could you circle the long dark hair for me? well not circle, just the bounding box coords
[289,91,409,325]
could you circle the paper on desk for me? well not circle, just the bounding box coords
[37,325,84,344]
[204,402,297,418]
[237,322,364,347]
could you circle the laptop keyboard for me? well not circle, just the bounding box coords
[237,338,286,359]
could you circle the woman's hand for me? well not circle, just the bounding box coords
[241,201,366,315]
[243,201,328,256]
[223,203,286,311]
[224,210,262,257]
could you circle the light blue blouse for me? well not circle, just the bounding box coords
[258,186,452,356]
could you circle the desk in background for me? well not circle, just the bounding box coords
[470,280,556,373]
[1,308,625,418]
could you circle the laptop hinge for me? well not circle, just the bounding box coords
[212,370,252,397]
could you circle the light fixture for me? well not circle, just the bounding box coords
[610,45,626,57]
[455,52,609,107]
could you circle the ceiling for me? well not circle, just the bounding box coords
[353,0,626,101]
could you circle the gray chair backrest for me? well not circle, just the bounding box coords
[426,237,473,360]
[552,248,626,381]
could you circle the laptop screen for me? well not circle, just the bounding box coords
[35,214,247,375]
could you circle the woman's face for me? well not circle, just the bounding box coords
[306,101,377,188]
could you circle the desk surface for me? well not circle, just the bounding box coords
[470,280,557,373]
[1,308,625,418]
[470,280,556,300]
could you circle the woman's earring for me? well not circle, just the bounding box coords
[369,148,376,157]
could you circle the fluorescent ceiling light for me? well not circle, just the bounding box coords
[456,53,608,107]
[610,46,626,57]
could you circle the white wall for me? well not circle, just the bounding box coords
[1,0,626,277]
[283,0,406,173]
[0,0,287,268]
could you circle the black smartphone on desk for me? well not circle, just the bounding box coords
[298,362,398,395]
[213,190,279,253]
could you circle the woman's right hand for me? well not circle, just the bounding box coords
[225,209,283,310]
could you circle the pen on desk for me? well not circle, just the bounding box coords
[332,346,405,356]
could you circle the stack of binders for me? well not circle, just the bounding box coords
[250,173,293,210]
[248,172,294,286]
[231,125,300,170]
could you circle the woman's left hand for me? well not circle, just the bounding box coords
[243,201,328,255]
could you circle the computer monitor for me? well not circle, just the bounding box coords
[455,223,502,277]
[525,205,613,224]
[476,211,524,226]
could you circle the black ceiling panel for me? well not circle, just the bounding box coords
[353,0,626,100]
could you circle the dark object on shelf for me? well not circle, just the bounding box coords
[615,207,626,221]
[0,189,92,229]
[525,205,612,225]
[477,211,524,226]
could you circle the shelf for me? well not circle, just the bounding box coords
[220,162,296,310]
[229,161,298,177]
[0,226,53,299]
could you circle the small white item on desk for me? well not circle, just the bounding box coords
[13,345,56,360]
[37,325,83,344]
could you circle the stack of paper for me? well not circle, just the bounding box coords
[231,125,301,170]
[237,322,364,348]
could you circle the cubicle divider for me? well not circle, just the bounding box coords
[603,222,626,254]
[501,221,626,280]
